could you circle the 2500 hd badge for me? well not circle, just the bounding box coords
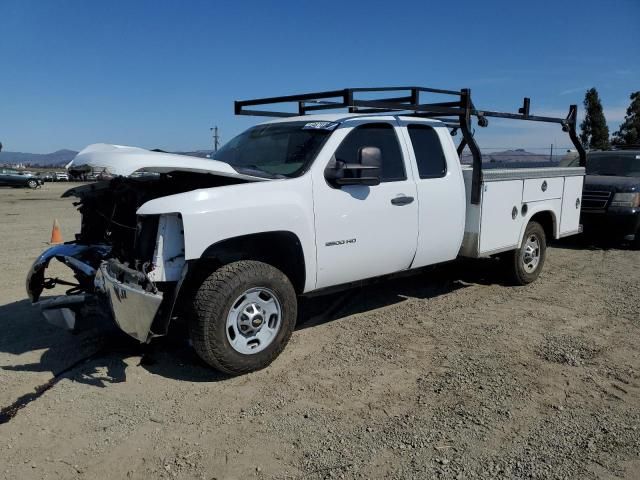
[325,238,357,247]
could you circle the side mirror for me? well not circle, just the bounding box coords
[325,146,382,187]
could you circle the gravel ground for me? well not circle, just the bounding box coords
[0,182,638,479]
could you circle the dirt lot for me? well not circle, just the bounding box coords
[0,182,638,480]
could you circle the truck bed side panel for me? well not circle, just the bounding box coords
[461,167,585,257]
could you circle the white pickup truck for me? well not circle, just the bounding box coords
[27,87,586,375]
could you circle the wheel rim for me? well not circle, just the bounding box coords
[28,180,37,188]
[522,233,541,273]
[226,287,282,354]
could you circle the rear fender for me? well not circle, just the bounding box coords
[517,205,559,247]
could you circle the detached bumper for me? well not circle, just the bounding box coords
[38,294,88,330]
[95,261,163,343]
[26,243,111,302]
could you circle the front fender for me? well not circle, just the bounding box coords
[137,176,317,292]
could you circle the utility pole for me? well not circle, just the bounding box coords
[550,143,553,162]
[210,126,220,153]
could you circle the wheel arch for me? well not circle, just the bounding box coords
[198,231,307,294]
[518,208,557,247]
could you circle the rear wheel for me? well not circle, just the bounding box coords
[189,260,297,375]
[504,221,547,285]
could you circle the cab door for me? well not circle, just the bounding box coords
[397,120,466,267]
[311,119,419,289]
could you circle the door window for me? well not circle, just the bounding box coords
[334,123,406,182]
[407,124,447,179]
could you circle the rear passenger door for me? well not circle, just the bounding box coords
[312,119,419,289]
[399,121,466,267]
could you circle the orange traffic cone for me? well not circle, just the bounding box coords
[50,219,63,244]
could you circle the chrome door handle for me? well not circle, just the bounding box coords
[391,196,414,206]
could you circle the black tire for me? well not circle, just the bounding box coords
[504,221,547,285]
[27,179,38,189]
[189,260,297,375]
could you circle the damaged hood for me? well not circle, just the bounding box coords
[66,143,266,181]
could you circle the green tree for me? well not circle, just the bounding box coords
[579,88,610,150]
[612,91,640,146]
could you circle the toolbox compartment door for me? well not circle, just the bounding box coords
[523,177,563,202]
[479,180,524,254]
[559,175,584,235]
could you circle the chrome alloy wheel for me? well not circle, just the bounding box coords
[226,287,282,354]
[522,233,541,273]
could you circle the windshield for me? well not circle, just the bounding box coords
[586,153,640,177]
[214,121,335,178]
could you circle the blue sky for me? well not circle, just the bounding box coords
[0,0,638,153]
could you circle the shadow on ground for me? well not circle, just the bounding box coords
[0,257,504,389]
[0,298,134,387]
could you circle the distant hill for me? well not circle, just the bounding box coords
[0,149,78,167]
[461,149,562,167]
[0,148,216,167]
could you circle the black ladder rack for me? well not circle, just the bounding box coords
[234,87,586,204]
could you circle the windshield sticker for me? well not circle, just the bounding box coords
[303,121,340,131]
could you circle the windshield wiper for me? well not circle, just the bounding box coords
[232,165,286,179]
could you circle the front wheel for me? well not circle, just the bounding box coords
[189,260,297,375]
[27,179,38,189]
[504,221,547,285]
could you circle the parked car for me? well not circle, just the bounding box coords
[0,168,43,188]
[54,171,69,181]
[95,171,113,181]
[580,149,640,248]
[26,87,586,375]
[38,172,55,182]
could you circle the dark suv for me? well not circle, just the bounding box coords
[579,150,640,248]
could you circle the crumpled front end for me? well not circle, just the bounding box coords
[26,239,178,343]
[25,172,205,343]
[26,243,112,330]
